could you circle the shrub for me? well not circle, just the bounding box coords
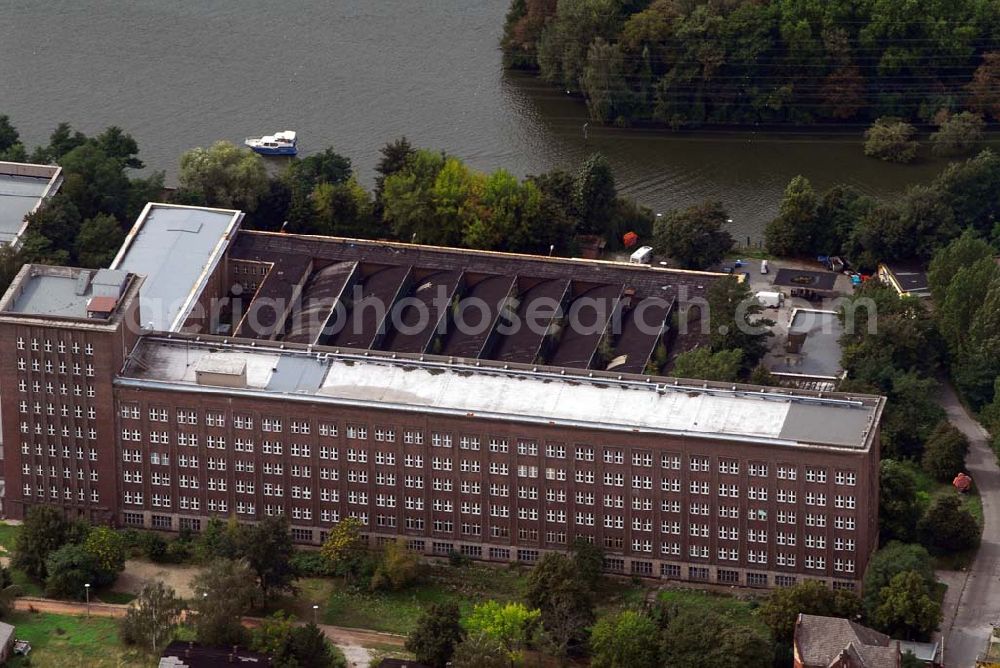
[917,494,981,555]
[930,112,985,156]
[291,550,335,577]
[864,118,919,163]
[921,421,970,481]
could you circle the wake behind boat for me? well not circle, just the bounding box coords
[244,130,297,156]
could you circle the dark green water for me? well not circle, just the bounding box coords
[0,0,971,241]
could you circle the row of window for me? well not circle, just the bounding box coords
[17,358,95,376]
[24,484,98,502]
[16,338,94,355]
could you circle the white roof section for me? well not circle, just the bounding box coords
[110,203,243,332]
[121,337,881,450]
[0,161,63,246]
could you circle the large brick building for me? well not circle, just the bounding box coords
[0,203,884,591]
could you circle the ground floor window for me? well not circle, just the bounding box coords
[661,563,681,578]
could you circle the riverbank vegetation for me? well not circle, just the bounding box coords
[501,0,1000,130]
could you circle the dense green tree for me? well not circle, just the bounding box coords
[968,52,1000,121]
[0,115,19,153]
[759,580,862,642]
[370,539,421,592]
[582,38,632,123]
[0,568,20,619]
[931,112,986,156]
[94,126,144,169]
[814,185,875,257]
[239,514,296,597]
[82,526,126,585]
[381,149,448,244]
[59,143,133,221]
[120,581,183,653]
[191,558,258,647]
[918,494,981,555]
[671,347,742,382]
[864,118,919,163]
[194,517,243,562]
[525,552,595,657]
[451,633,509,668]
[765,176,818,257]
[933,149,1000,238]
[25,194,82,257]
[590,610,660,668]
[862,542,935,617]
[661,609,774,668]
[921,421,970,481]
[31,122,87,163]
[288,623,345,668]
[320,516,367,583]
[872,570,941,640]
[573,153,617,237]
[879,460,923,544]
[44,543,103,599]
[935,257,1000,352]
[928,230,996,302]
[13,505,70,579]
[706,276,773,371]
[653,201,734,269]
[250,610,297,659]
[75,214,124,268]
[463,601,540,664]
[374,136,416,204]
[178,141,268,211]
[505,0,998,127]
[406,602,465,668]
[536,0,621,92]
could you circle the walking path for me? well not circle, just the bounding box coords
[936,382,1000,668]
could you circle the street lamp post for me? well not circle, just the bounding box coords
[84,583,91,617]
[312,604,319,625]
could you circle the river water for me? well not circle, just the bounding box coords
[0,0,976,242]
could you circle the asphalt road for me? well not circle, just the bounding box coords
[939,382,1000,667]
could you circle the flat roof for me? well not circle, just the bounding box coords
[773,267,838,292]
[767,309,844,379]
[110,203,243,332]
[0,161,62,245]
[1,265,130,320]
[880,262,930,295]
[119,336,882,450]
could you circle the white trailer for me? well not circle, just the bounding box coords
[630,246,653,265]
[755,291,784,309]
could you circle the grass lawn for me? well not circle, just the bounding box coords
[307,563,531,634]
[905,461,984,569]
[659,588,768,634]
[0,522,22,552]
[4,610,153,668]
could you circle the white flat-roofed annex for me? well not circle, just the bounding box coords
[110,203,243,332]
[119,337,882,450]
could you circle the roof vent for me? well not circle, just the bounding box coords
[195,354,247,388]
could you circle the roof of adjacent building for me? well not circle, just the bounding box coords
[879,261,931,297]
[773,268,839,292]
[794,614,899,668]
[159,641,270,668]
[119,336,883,450]
[110,203,243,332]
[228,232,725,375]
[0,161,62,246]
[0,265,133,322]
[767,308,844,380]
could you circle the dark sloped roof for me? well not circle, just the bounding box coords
[795,614,896,668]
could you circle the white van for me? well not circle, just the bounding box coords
[755,291,783,309]
[630,246,653,265]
